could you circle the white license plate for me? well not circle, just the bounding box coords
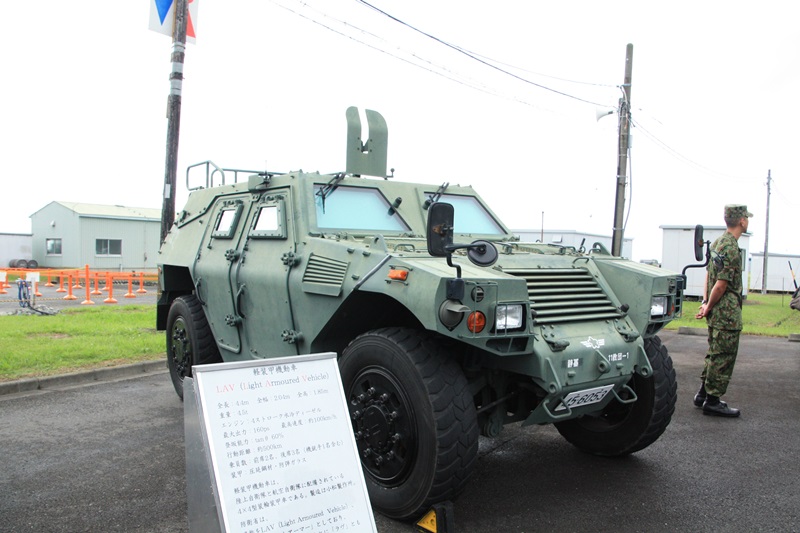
[555,384,614,412]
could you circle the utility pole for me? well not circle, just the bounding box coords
[160,0,188,244]
[761,169,771,294]
[611,44,633,257]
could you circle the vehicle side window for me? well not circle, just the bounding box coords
[211,201,243,239]
[249,199,287,239]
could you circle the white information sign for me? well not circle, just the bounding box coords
[192,353,377,533]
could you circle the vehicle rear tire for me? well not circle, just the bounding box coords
[339,327,479,520]
[554,335,676,456]
[166,295,222,400]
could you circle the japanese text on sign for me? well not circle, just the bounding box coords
[193,353,376,533]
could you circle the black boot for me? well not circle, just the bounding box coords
[702,394,740,417]
[693,382,707,408]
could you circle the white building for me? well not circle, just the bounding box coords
[30,201,161,270]
[660,225,751,299]
[749,252,800,293]
[0,232,34,268]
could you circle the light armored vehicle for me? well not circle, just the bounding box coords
[157,108,681,520]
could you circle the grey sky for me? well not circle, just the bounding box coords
[1,1,797,262]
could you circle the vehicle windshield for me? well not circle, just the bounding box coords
[438,193,506,235]
[314,185,410,232]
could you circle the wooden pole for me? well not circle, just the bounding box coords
[612,44,633,257]
[160,0,189,244]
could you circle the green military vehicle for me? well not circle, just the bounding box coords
[157,108,680,520]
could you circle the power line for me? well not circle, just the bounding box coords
[272,0,612,113]
[276,0,756,184]
[355,0,609,106]
[268,0,511,99]
[631,117,757,182]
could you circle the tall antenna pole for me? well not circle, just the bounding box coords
[612,44,633,257]
[160,0,188,244]
[761,169,771,294]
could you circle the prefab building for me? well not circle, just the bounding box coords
[30,202,161,270]
[749,252,800,293]
[513,229,634,259]
[0,232,33,268]
[660,225,751,299]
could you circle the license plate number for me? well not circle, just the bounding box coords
[555,385,614,412]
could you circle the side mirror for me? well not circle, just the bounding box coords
[467,240,499,267]
[694,224,705,262]
[426,202,454,257]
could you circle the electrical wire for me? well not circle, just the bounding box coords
[463,49,618,88]
[354,0,609,107]
[771,180,800,208]
[624,144,632,232]
[631,117,757,182]
[275,0,757,189]
[269,0,583,112]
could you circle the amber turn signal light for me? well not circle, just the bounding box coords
[388,269,409,281]
[467,311,486,333]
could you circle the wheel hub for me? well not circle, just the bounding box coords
[169,318,192,377]
[348,369,415,486]
[362,403,394,450]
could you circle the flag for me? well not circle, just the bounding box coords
[149,0,198,43]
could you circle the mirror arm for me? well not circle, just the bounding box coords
[445,242,487,254]
[681,240,711,277]
[445,255,464,300]
[446,255,462,279]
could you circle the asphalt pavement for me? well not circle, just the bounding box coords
[1,326,799,532]
[0,276,158,315]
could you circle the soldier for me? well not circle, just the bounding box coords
[693,204,752,417]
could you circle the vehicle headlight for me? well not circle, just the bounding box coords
[496,304,524,330]
[650,296,668,317]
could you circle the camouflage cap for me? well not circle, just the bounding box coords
[724,204,753,219]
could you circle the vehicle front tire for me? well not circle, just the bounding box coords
[554,335,677,456]
[339,327,478,520]
[166,295,222,400]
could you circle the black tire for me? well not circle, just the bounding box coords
[339,327,479,520]
[166,295,222,400]
[554,335,677,456]
[27,260,38,269]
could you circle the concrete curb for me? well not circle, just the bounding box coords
[678,327,708,336]
[0,360,166,397]
[680,326,800,343]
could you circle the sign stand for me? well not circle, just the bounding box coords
[184,352,377,532]
[184,376,222,533]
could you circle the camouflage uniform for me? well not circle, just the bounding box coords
[701,212,746,397]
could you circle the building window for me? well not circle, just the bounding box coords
[96,239,122,256]
[46,238,62,255]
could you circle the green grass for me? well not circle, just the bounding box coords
[1,294,797,383]
[666,293,800,337]
[0,305,164,382]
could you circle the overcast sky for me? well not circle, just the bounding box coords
[1,1,797,262]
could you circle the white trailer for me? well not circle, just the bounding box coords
[660,225,750,299]
[749,252,800,293]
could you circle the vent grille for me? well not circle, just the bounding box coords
[301,254,349,296]
[504,268,622,324]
